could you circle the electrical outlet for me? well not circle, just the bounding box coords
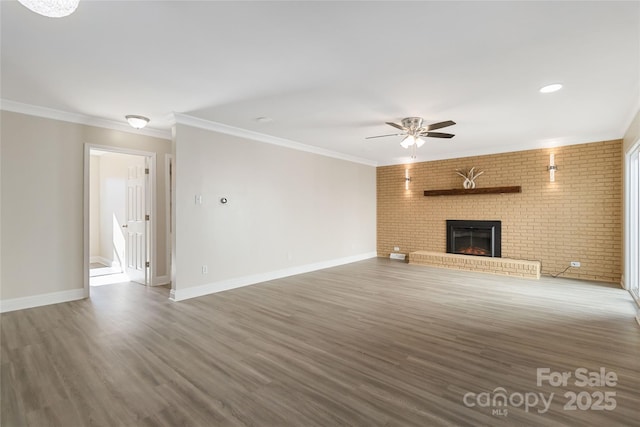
[202,265,208,274]
[394,246,400,252]
[570,261,581,268]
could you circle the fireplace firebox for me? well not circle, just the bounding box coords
[446,220,501,257]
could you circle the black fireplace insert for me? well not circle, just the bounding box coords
[446,220,501,257]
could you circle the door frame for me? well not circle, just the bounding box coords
[83,143,157,296]
[624,139,640,300]
[165,153,172,286]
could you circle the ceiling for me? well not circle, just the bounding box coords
[1,1,638,166]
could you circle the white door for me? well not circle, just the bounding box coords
[124,164,146,284]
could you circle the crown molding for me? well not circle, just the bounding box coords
[0,99,171,140]
[172,112,378,167]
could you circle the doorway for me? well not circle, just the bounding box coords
[84,145,156,294]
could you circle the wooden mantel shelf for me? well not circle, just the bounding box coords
[423,186,521,197]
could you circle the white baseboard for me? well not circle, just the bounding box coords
[0,288,87,313]
[170,252,377,302]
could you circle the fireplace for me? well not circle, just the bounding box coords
[446,220,501,257]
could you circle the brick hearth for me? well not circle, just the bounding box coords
[409,251,541,279]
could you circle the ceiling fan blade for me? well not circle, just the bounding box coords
[425,120,456,131]
[420,132,455,139]
[365,133,404,139]
[385,122,406,131]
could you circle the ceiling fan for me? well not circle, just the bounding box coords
[366,117,456,158]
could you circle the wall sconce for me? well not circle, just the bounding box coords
[405,169,411,190]
[547,153,557,182]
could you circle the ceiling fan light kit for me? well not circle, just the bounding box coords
[400,135,415,148]
[366,117,455,158]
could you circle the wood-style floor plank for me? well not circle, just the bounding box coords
[1,258,639,426]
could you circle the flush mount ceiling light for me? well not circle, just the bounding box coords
[539,83,563,93]
[18,0,79,18]
[125,115,150,129]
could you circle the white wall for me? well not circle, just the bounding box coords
[0,111,170,310]
[171,123,376,300]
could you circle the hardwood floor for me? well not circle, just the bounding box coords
[2,258,639,426]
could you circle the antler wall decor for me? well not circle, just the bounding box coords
[456,167,484,189]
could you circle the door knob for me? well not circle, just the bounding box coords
[122,224,128,228]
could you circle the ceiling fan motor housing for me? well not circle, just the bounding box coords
[401,117,423,132]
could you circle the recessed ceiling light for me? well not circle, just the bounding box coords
[256,116,273,123]
[539,83,563,93]
[18,0,79,18]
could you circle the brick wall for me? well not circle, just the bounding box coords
[377,140,622,283]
